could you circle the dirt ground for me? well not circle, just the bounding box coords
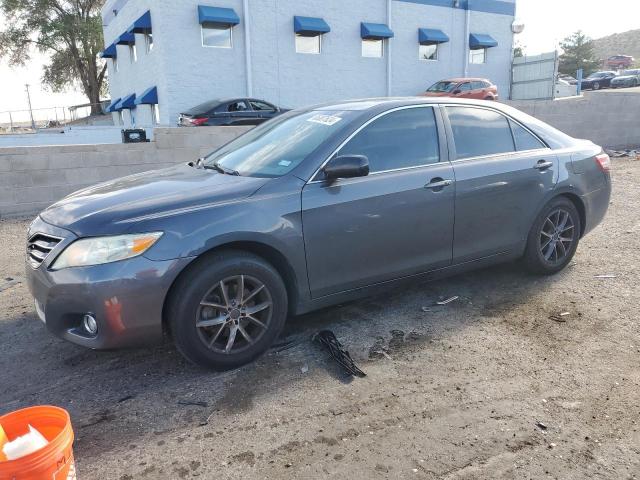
[1,158,638,480]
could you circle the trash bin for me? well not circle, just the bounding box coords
[122,128,149,143]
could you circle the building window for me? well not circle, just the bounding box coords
[129,44,137,62]
[118,111,124,125]
[152,104,160,125]
[469,48,487,64]
[419,44,438,61]
[130,109,136,127]
[202,23,232,48]
[145,33,153,53]
[362,39,383,58]
[295,34,321,54]
[112,57,118,72]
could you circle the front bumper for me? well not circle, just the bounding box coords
[25,216,194,349]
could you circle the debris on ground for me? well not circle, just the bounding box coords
[536,421,548,431]
[270,336,307,353]
[177,400,208,408]
[0,277,21,293]
[313,330,366,378]
[421,306,432,313]
[608,149,638,158]
[594,274,617,279]
[549,314,568,323]
[435,296,459,306]
[300,364,309,374]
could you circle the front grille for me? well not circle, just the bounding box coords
[27,233,63,268]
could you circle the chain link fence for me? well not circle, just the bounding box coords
[0,101,111,133]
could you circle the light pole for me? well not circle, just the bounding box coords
[25,83,36,130]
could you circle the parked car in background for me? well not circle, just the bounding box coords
[580,71,618,90]
[420,78,498,100]
[606,55,634,69]
[610,69,640,88]
[27,98,611,370]
[179,98,285,126]
[558,74,578,85]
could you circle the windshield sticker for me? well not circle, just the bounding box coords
[278,160,292,167]
[307,114,342,126]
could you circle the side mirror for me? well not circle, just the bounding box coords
[323,155,369,181]
[452,89,462,95]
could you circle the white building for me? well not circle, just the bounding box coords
[101,0,516,127]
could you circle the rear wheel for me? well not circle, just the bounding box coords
[523,198,581,275]
[484,96,494,101]
[167,250,288,370]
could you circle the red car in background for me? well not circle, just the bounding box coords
[420,78,499,100]
[606,55,634,69]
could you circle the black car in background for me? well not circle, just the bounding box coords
[179,98,285,126]
[580,71,618,91]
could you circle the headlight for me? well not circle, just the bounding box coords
[51,232,163,269]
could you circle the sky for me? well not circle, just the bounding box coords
[1,0,640,115]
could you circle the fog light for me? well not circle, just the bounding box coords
[82,314,98,336]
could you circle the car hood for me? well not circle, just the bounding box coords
[40,164,270,236]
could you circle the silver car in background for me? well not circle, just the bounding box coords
[610,69,640,88]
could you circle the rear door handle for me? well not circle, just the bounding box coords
[534,160,554,170]
[425,179,453,190]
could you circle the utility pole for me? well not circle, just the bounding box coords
[25,84,36,130]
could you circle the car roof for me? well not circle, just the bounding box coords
[310,97,498,111]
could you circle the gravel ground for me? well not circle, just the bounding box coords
[1,158,638,479]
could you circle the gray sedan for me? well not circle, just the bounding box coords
[26,98,612,369]
[610,69,640,88]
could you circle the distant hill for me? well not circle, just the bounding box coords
[592,29,640,67]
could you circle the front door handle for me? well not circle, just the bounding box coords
[534,160,554,170]
[425,178,453,190]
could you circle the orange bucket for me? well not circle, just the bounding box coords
[0,406,75,480]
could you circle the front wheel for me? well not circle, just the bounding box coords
[523,198,581,275]
[593,82,601,90]
[167,250,288,370]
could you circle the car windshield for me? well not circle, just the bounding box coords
[622,70,638,76]
[427,81,457,92]
[587,73,607,79]
[184,99,222,115]
[203,110,355,178]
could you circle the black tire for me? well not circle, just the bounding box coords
[484,96,494,101]
[593,82,601,90]
[523,197,581,275]
[167,250,288,370]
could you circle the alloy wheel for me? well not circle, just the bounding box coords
[539,208,575,264]
[195,275,273,354]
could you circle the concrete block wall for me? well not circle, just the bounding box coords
[0,126,251,218]
[506,92,640,148]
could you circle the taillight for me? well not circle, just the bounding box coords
[595,153,611,173]
[189,117,208,126]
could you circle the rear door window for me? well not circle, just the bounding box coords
[338,107,440,173]
[509,119,546,151]
[446,106,515,159]
[458,82,472,92]
[250,100,276,112]
[228,101,250,112]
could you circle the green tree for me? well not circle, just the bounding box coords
[0,0,107,114]
[559,30,601,76]
[513,41,525,58]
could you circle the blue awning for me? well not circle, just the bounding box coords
[418,28,449,45]
[116,32,136,45]
[361,22,394,40]
[198,5,240,26]
[120,94,137,109]
[294,16,330,36]
[107,98,122,112]
[469,33,498,49]
[100,44,118,59]
[128,11,152,34]
[135,86,158,105]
